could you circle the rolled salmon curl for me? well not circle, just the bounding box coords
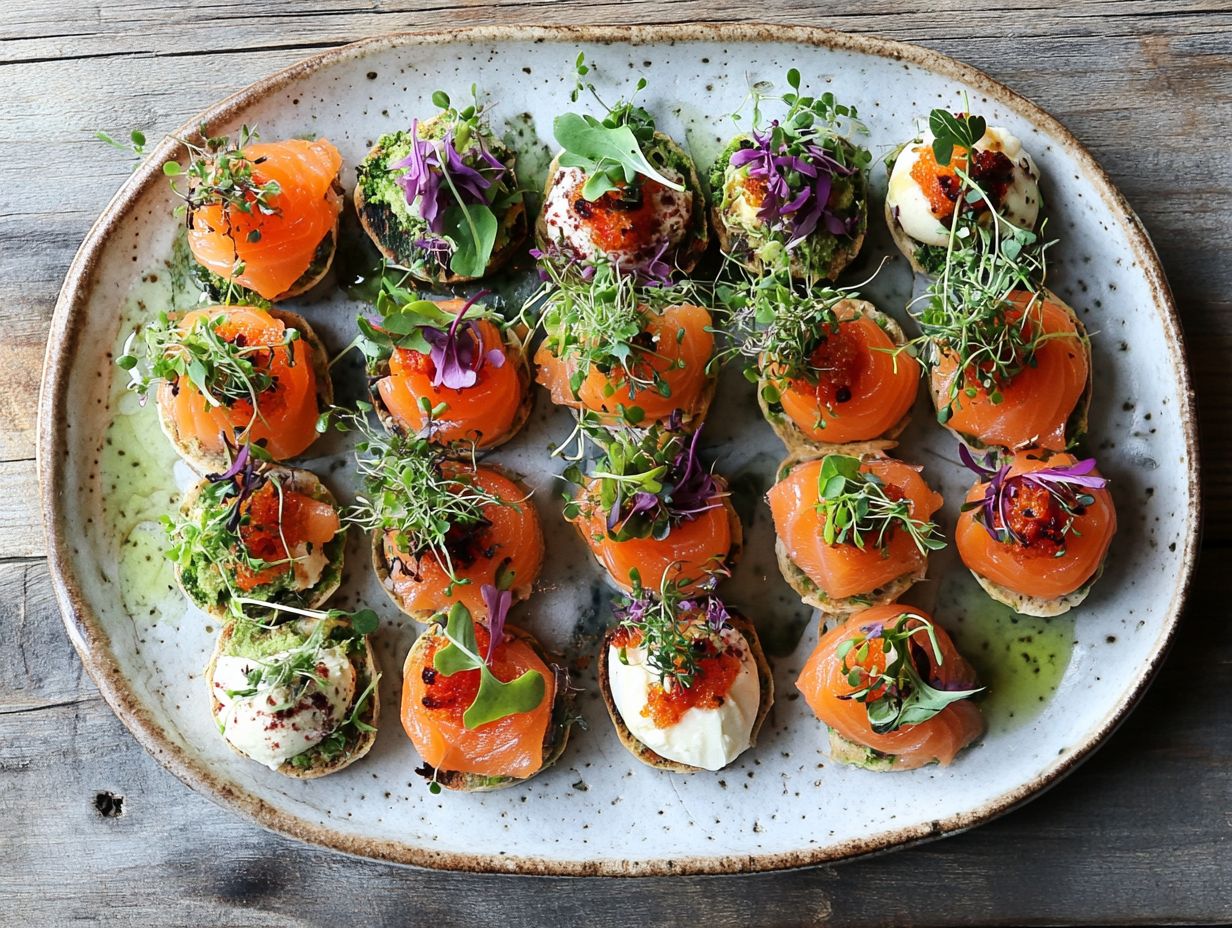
[772,304,920,445]
[187,138,343,300]
[955,449,1116,600]
[931,290,1089,452]
[767,455,943,601]
[796,604,985,770]
[157,305,320,460]
[401,618,555,780]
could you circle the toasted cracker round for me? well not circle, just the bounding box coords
[597,610,774,773]
[534,131,709,277]
[969,560,1105,618]
[156,306,333,475]
[371,463,542,624]
[174,464,345,620]
[757,299,913,457]
[402,621,574,791]
[204,617,380,779]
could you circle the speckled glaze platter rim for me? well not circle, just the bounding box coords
[39,23,1200,876]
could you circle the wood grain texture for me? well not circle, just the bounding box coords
[7,2,1231,925]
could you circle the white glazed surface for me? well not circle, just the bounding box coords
[45,29,1194,874]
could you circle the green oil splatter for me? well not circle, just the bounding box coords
[944,583,1075,731]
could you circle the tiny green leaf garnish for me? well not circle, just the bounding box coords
[814,455,946,555]
[928,110,987,167]
[522,257,704,416]
[332,407,510,586]
[118,310,296,416]
[837,611,982,734]
[433,603,545,729]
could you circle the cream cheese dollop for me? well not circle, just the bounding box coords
[211,646,355,770]
[887,126,1040,247]
[608,624,759,771]
[540,164,691,269]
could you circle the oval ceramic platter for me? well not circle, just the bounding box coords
[40,24,1198,875]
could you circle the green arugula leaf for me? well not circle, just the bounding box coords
[433,604,546,730]
[444,202,498,278]
[553,112,683,199]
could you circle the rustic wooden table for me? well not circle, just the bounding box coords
[5,2,1230,925]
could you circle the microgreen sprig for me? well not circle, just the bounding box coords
[836,611,982,734]
[333,403,509,585]
[562,421,725,542]
[814,455,945,555]
[522,257,705,414]
[390,88,517,279]
[726,69,870,249]
[612,574,733,690]
[221,604,378,706]
[555,54,683,200]
[117,310,298,420]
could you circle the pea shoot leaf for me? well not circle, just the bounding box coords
[928,109,987,166]
[553,113,683,200]
[434,603,546,730]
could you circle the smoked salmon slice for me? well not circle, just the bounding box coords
[382,464,544,618]
[156,305,321,461]
[770,304,919,445]
[535,302,714,425]
[931,290,1089,451]
[796,603,985,770]
[768,455,943,603]
[402,620,555,779]
[234,477,340,592]
[375,309,526,448]
[956,450,1116,601]
[187,138,343,301]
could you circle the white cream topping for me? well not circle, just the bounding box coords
[540,163,691,269]
[886,126,1040,247]
[290,541,329,591]
[211,646,355,770]
[607,624,760,771]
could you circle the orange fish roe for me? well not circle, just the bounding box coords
[643,650,742,728]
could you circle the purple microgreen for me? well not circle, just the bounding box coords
[392,119,504,234]
[480,582,513,667]
[612,574,734,688]
[959,444,1107,548]
[422,289,503,389]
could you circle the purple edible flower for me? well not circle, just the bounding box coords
[392,119,505,234]
[958,443,1107,545]
[729,125,857,248]
[422,289,505,390]
[480,582,513,667]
